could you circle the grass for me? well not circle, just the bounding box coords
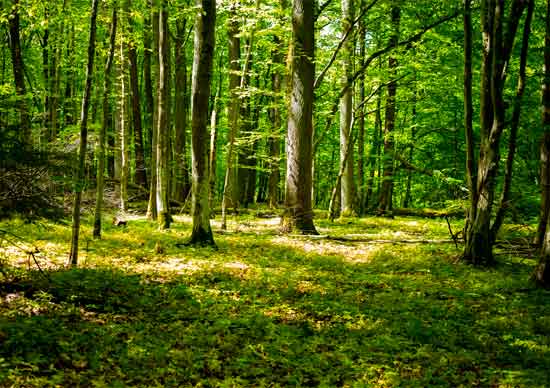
[1,213,549,387]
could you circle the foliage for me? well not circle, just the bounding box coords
[1,215,549,386]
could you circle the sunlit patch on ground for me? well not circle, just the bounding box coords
[1,214,549,387]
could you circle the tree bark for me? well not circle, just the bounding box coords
[156,1,171,229]
[357,0,366,215]
[173,19,191,203]
[463,0,477,241]
[267,36,283,209]
[8,0,31,146]
[68,0,99,266]
[281,0,318,235]
[188,0,216,246]
[119,20,129,212]
[462,0,526,265]
[339,0,355,216]
[93,6,118,239]
[209,65,222,213]
[534,0,550,288]
[377,4,401,214]
[124,0,147,188]
[491,0,533,241]
[221,2,242,229]
[146,2,160,220]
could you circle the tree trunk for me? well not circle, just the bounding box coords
[281,0,318,235]
[188,0,216,246]
[365,83,382,210]
[357,0,366,215]
[339,0,355,216]
[156,1,171,229]
[221,2,242,229]
[143,0,154,161]
[463,0,477,240]
[173,19,191,203]
[124,0,147,188]
[93,7,118,239]
[463,0,526,265]
[267,38,283,209]
[491,0,533,241]
[146,2,160,220]
[534,0,550,287]
[119,21,129,212]
[68,0,99,266]
[209,67,222,213]
[378,4,401,214]
[8,0,32,146]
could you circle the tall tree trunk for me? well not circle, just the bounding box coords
[146,2,160,220]
[221,2,242,230]
[267,37,283,209]
[357,0,366,215]
[125,0,147,187]
[463,0,526,265]
[209,66,222,212]
[68,0,99,266]
[463,0,477,239]
[491,0,533,241]
[365,84,382,210]
[93,6,118,239]
[188,0,216,245]
[534,0,550,287]
[339,0,355,216]
[119,26,129,212]
[378,4,401,214]
[143,0,154,161]
[173,19,191,203]
[281,0,318,235]
[156,1,171,229]
[8,0,32,146]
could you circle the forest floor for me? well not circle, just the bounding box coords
[1,212,549,387]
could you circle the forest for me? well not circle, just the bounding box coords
[1,0,550,386]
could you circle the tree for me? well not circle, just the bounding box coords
[156,0,171,229]
[125,0,147,188]
[339,0,355,216]
[377,3,401,214]
[68,0,99,266]
[221,0,241,230]
[534,0,550,288]
[7,0,31,146]
[187,0,216,246]
[462,0,527,265]
[93,6,118,239]
[281,0,318,235]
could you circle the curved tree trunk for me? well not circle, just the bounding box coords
[281,0,318,235]
[188,0,216,246]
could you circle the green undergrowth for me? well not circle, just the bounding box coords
[1,214,549,387]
